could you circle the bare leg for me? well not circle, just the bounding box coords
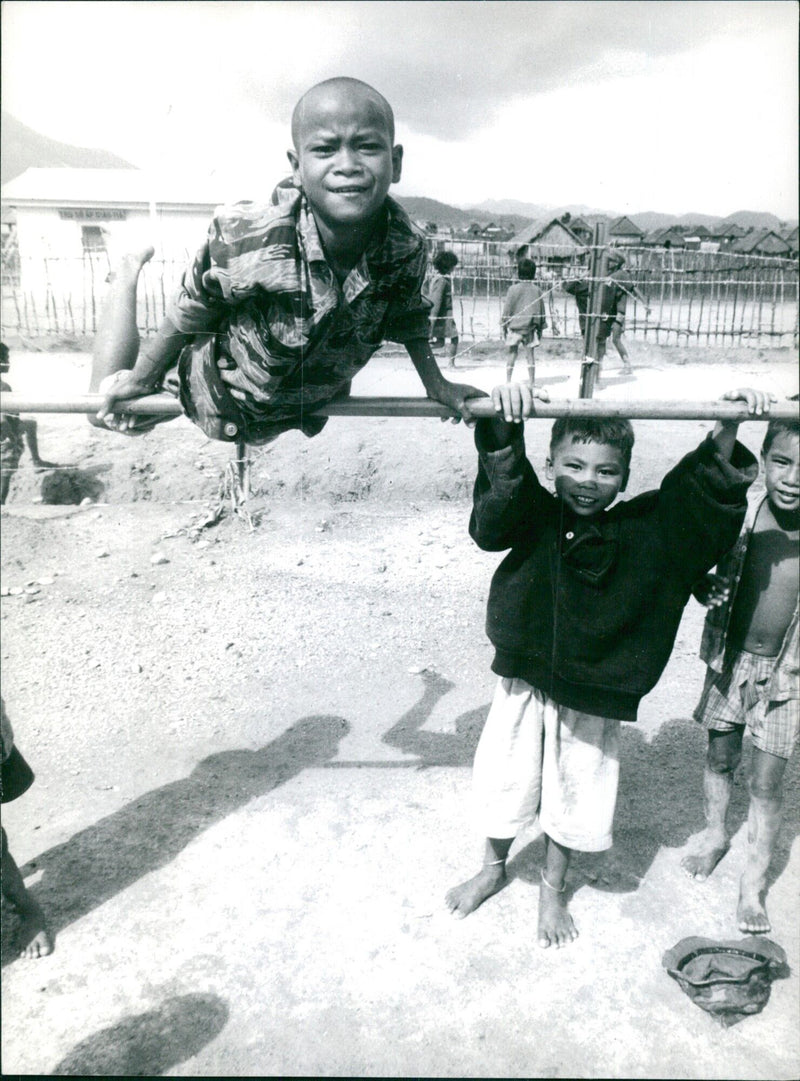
[1,828,53,959]
[0,449,20,504]
[446,337,458,369]
[538,836,578,948]
[596,337,607,378]
[445,836,512,918]
[611,324,632,372]
[682,729,741,880]
[525,344,536,387]
[738,747,787,934]
[505,345,518,383]
[88,247,155,407]
[19,419,59,470]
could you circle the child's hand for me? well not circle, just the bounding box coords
[491,382,550,423]
[97,370,161,434]
[692,573,731,608]
[432,381,487,427]
[720,387,777,416]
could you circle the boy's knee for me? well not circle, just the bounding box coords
[706,736,741,775]
[749,775,783,801]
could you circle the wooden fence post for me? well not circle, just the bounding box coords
[579,222,607,398]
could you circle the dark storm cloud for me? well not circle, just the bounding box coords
[238,0,786,140]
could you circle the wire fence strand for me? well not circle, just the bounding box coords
[2,243,798,348]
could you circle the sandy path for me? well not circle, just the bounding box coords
[1,342,798,1077]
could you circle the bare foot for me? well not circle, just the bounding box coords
[445,864,506,918]
[681,830,729,881]
[737,877,771,934]
[538,875,578,948]
[16,900,54,960]
[32,460,61,472]
[110,246,156,286]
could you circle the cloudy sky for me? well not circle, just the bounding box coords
[2,0,797,217]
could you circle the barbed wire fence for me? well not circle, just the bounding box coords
[2,243,798,349]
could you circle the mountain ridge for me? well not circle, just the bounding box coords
[1,112,136,186]
[2,112,794,233]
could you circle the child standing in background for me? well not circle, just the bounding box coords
[682,409,799,934]
[428,250,460,368]
[502,259,546,386]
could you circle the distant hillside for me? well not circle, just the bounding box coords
[1,112,136,186]
[396,196,530,232]
[631,209,788,233]
[469,198,610,220]
[474,201,793,235]
[721,209,786,231]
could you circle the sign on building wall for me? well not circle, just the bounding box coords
[58,208,127,221]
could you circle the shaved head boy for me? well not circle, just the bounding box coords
[91,77,482,441]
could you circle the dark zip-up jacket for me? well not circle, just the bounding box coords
[470,423,758,721]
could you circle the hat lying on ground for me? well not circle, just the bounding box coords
[663,936,789,1027]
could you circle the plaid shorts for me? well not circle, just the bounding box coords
[507,326,543,348]
[693,649,799,759]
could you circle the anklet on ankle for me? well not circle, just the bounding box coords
[484,857,506,866]
[541,869,566,893]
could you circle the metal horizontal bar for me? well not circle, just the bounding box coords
[1,393,796,422]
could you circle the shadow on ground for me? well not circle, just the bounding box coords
[381,674,800,900]
[510,718,800,895]
[51,992,229,1075]
[2,715,349,966]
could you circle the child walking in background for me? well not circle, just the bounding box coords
[606,256,649,374]
[501,259,546,385]
[446,381,768,948]
[564,251,629,374]
[428,250,460,368]
[1,698,53,959]
[91,77,482,443]
[682,408,799,934]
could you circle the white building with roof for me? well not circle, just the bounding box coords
[0,167,244,335]
[1,167,229,264]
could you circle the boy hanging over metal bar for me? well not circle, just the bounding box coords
[88,78,484,446]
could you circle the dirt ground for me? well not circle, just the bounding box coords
[1,338,799,1078]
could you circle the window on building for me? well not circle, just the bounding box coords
[81,226,107,253]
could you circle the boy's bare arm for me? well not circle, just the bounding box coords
[404,338,486,425]
[97,318,192,426]
[711,388,776,460]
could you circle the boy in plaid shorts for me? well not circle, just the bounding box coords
[682,408,799,934]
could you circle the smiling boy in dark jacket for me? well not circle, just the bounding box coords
[446,382,767,950]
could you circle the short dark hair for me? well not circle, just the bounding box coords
[292,78,395,147]
[762,395,800,454]
[433,250,459,274]
[550,417,635,470]
[517,258,537,280]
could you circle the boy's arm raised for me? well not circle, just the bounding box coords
[403,338,486,426]
[658,386,766,586]
[469,383,552,551]
[711,387,776,459]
